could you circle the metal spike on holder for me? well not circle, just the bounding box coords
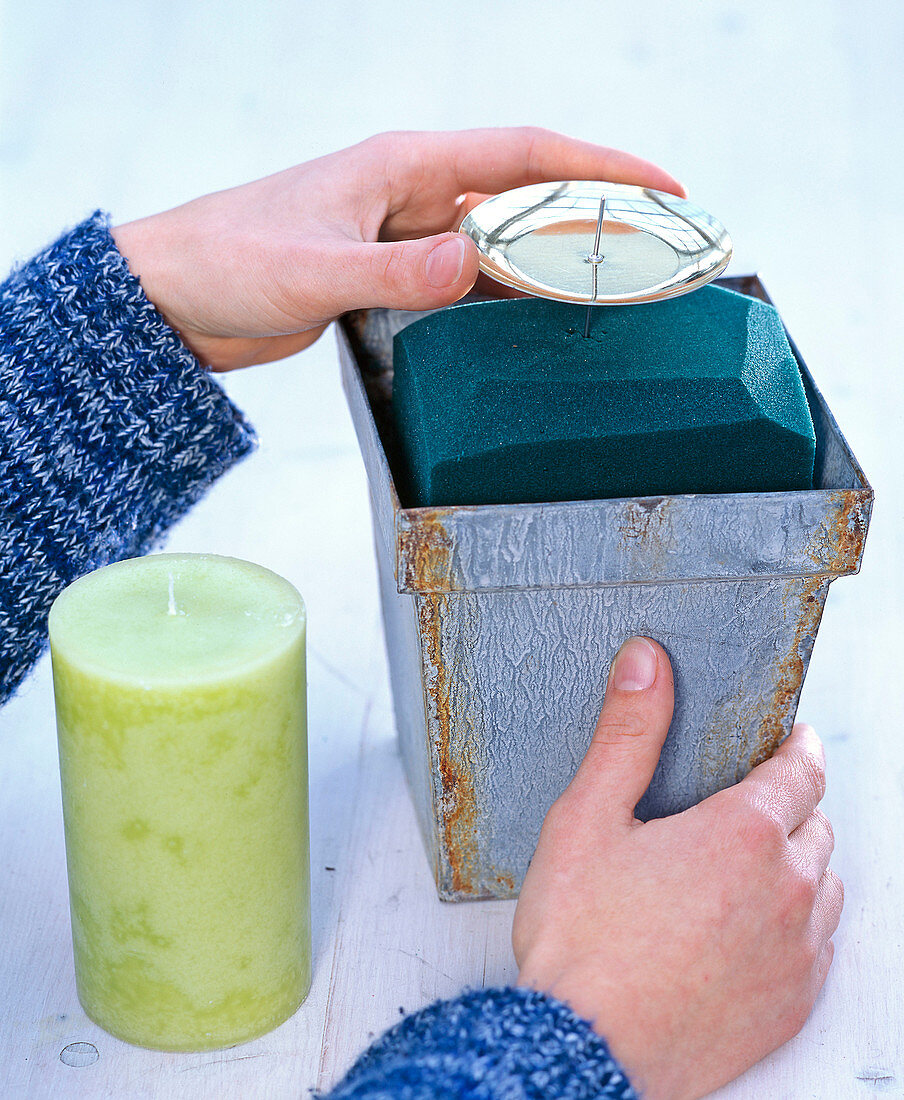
[583,195,607,338]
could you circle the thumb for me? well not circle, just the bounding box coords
[566,637,675,826]
[332,232,480,313]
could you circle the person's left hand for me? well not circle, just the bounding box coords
[112,127,684,371]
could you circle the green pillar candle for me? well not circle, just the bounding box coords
[48,553,310,1051]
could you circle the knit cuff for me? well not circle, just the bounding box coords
[0,211,256,702]
[325,987,637,1100]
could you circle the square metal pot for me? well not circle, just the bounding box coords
[338,276,872,901]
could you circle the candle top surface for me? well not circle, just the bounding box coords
[48,554,305,687]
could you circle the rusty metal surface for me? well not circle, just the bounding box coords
[337,273,874,901]
[417,591,493,899]
[390,487,871,594]
[747,576,828,770]
[374,567,836,900]
[373,509,497,900]
[397,510,455,594]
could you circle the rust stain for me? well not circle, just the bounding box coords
[808,491,870,577]
[399,509,455,593]
[616,497,674,576]
[749,490,870,769]
[748,575,827,769]
[617,497,671,541]
[417,591,479,898]
[405,509,482,897]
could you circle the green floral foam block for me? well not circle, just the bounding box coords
[392,286,815,507]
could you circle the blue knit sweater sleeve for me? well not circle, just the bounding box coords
[324,987,637,1100]
[0,212,256,703]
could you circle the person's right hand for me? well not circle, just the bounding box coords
[513,637,842,1100]
[111,128,683,372]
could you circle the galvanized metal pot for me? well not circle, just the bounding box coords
[338,276,872,901]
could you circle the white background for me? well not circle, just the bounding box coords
[1,2,901,1096]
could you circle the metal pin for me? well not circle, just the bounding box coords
[583,195,606,338]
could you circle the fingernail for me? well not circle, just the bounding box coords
[426,236,466,288]
[611,637,658,692]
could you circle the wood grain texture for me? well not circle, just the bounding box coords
[1,1,901,1096]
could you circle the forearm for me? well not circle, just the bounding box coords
[0,212,256,704]
[322,988,636,1100]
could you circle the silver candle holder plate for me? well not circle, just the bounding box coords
[458,180,732,312]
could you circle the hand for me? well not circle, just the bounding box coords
[513,637,842,1100]
[111,128,684,371]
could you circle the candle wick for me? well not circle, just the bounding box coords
[167,575,179,617]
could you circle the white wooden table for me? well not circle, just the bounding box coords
[1,2,901,1096]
